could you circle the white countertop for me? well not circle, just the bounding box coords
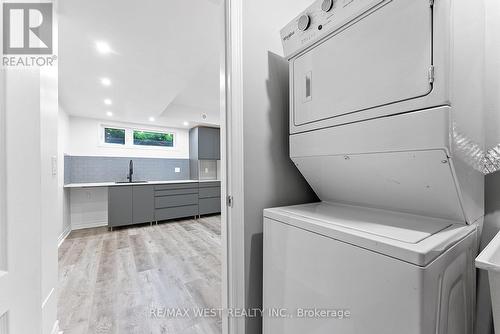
[64,179,220,188]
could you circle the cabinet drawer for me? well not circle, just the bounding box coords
[155,188,198,197]
[154,183,198,191]
[155,205,198,221]
[198,187,221,199]
[155,194,198,209]
[199,181,221,188]
[199,198,221,215]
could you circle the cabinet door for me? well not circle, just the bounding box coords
[198,127,220,160]
[133,185,154,224]
[108,186,133,227]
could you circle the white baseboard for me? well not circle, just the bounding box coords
[71,221,108,231]
[58,225,72,248]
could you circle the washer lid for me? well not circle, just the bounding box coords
[264,202,476,266]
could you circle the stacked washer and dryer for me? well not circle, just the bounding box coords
[263,0,486,333]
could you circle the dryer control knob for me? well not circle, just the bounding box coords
[298,14,311,31]
[321,0,334,12]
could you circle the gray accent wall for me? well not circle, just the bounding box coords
[64,156,190,184]
[240,2,320,333]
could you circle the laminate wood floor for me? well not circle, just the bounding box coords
[58,215,222,334]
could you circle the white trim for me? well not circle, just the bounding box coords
[99,124,127,147]
[41,288,55,310]
[71,221,107,231]
[0,68,6,271]
[57,225,71,248]
[50,320,60,334]
[224,0,246,333]
[220,1,229,333]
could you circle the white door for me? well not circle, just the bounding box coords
[0,69,46,333]
[292,0,433,127]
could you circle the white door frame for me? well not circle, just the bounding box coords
[0,67,7,331]
[221,0,246,333]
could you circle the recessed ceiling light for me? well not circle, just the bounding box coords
[183,121,189,126]
[106,111,113,117]
[149,117,155,122]
[95,41,112,54]
[101,77,111,86]
[104,98,112,105]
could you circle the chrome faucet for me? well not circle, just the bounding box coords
[127,160,134,182]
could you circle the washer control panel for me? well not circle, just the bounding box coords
[280,0,385,58]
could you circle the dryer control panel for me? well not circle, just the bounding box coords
[280,0,386,58]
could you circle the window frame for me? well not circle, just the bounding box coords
[99,124,177,151]
[132,128,175,148]
[101,126,127,146]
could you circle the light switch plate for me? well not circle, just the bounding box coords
[175,167,181,173]
[51,156,57,176]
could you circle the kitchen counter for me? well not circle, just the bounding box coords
[64,180,220,188]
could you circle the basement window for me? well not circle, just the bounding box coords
[133,130,174,147]
[104,127,126,145]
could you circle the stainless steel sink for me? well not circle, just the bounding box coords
[115,181,148,184]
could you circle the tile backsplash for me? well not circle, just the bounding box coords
[65,156,190,184]
[199,160,218,180]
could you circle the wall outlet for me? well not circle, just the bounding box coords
[175,167,181,173]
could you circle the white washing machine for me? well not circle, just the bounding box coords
[263,0,486,333]
[264,203,477,334]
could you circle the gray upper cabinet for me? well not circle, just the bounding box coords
[189,127,220,161]
[108,186,133,227]
[132,185,154,223]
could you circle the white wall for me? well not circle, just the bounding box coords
[69,187,108,230]
[2,63,59,333]
[66,116,190,158]
[40,65,59,334]
[58,107,71,242]
[4,68,44,334]
[241,1,318,333]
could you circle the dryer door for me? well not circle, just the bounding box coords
[292,0,432,129]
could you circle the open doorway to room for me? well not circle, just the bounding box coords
[56,0,226,333]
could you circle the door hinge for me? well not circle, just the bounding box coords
[428,65,435,84]
[227,195,234,208]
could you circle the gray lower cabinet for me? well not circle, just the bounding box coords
[154,183,199,221]
[133,185,154,223]
[108,181,220,228]
[199,197,221,215]
[198,181,221,215]
[108,186,133,227]
[109,185,154,227]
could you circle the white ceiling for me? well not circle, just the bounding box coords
[59,0,222,128]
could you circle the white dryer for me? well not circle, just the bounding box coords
[263,0,486,333]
